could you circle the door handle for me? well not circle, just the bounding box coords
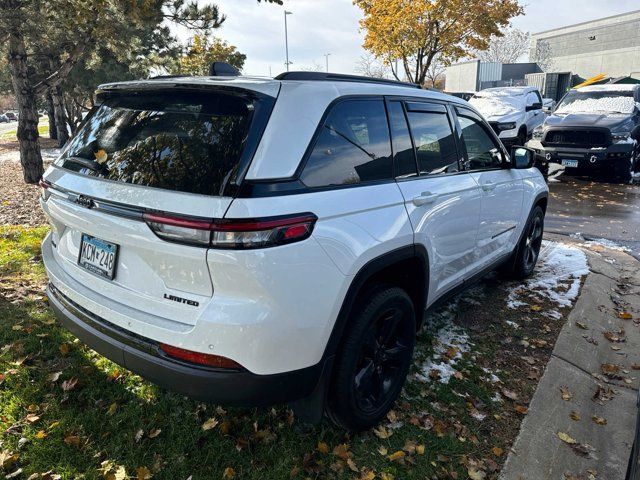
[481,181,496,192]
[412,192,438,206]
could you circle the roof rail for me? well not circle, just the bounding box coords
[274,71,421,89]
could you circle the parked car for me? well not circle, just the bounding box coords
[527,84,640,181]
[0,114,9,123]
[40,69,548,430]
[469,86,545,147]
[5,112,18,121]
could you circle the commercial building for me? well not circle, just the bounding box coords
[444,60,541,93]
[530,10,640,80]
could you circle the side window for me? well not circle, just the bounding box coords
[406,105,459,175]
[456,111,504,170]
[300,99,392,188]
[387,101,417,178]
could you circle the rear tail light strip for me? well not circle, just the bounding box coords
[142,212,318,249]
[39,180,316,249]
[159,343,243,369]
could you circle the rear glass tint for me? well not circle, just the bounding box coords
[56,90,273,196]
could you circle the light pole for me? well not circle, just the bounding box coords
[284,11,293,71]
[324,53,331,72]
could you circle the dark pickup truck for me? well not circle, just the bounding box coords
[527,84,640,181]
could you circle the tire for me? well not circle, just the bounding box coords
[326,286,416,431]
[505,206,545,280]
[516,128,527,147]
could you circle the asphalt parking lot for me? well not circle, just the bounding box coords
[546,169,640,260]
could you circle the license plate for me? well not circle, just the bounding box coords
[78,234,118,280]
[561,159,579,168]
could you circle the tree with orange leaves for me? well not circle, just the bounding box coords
[353,0,523,85]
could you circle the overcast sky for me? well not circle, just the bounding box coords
[183,0,640,77]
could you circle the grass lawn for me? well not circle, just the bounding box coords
[0,120,49,141]
[0,226,572,479]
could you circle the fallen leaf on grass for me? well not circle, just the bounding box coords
[136,466,152,480]
[25,414,40,423]
[317,442,329,454]
[346,458,359,472]
[107,403,118,416]
[61,378,78,392]
[35,430,47,439]
[148,429,161,439]
[468,466,487,480]
[360,470,375,480]
[58,344,70,355]
[0,451,19,470]
[618,311,633,320]
[492,447,503,457]
[560,386,572,401]
[63,435,82,447]
[515,405,528,415]
[46,372,61,382]
[530,305,542,312]
[557,432,576,445]
[373,426,392,439]
[377,446,388,456]
[222,467,235,479]
[201,418,219,431]
[387,451,405,462]
[501,388,518,401]
[591,415,607,425]
[333,444,350,461]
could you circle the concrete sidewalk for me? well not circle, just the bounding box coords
[501,236,640,479]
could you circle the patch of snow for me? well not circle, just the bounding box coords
[507,241,589,309]
[505,320,520,329]
[469,95,520,117]
[491,392,503,403]
[545,310,562,320]
[416,322,471,385]
[507,299,528,309]
[584,238,631,253]
[578,84,637,93]
[470,410,486,421]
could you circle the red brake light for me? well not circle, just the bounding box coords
[159,343,243,369]
[143,212,317,249]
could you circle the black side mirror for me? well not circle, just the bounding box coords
[510,146,535,169]
[526,103,542,112]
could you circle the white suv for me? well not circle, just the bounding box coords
[40,69,548,430]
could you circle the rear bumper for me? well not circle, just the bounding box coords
[47,283,326,406]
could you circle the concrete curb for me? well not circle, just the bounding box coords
[500,236,640,479]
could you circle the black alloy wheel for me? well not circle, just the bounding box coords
[326,286,416,431]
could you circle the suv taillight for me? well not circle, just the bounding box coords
[143,212,317,249]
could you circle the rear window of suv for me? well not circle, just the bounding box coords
[55,90,273,196]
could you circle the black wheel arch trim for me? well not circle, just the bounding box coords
[322,244,429,361]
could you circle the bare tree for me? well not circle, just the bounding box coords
[299,61,324,72]
[355,53,389,78]
[424,54,445,88]
[531,39,555,72]
[475,28,530,64]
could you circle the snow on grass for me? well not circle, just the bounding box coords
[416,298,473,385]
[507,241,589,310]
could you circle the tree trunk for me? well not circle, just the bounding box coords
[46,91,57,140]
[8,30,43,183]
[50,85,69,147]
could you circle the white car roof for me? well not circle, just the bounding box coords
[98,74,469,180]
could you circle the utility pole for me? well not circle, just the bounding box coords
[284,11,293,71]
[324,53,331,72]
